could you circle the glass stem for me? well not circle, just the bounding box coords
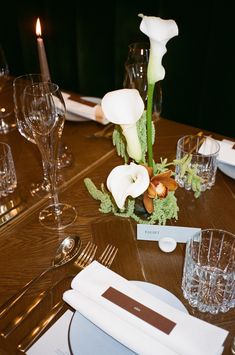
[48,142,60,208]
[50,162,59,207]
[41,160,51,191]
[37,137,60,209]
[146,82,155,167]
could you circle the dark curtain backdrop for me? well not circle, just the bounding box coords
[1,0,235,137]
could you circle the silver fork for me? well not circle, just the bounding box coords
[75,241,98,269]
[1,242,98,339]
[98,244,118,267]
[17,243,118,353]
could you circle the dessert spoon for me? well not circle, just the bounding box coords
[0,234,81,319]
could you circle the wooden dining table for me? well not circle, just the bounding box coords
[0,90,234,354]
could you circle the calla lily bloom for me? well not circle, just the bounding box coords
[138,14,179,84]
[107,162,150,210]
[101,89,144,162]
[143,168,178,213]
[138,14,178,167]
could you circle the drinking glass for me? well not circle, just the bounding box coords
[123,42,162,117]
[0,45,16,133]
[0,142,17,197]
[22,81,77,229]
[182,229,235,314]
[175,135,220,191]
[13,74,72,196]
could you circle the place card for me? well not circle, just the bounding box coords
[137,224,201,243]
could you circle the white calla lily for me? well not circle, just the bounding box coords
[138,14,178,84]
[101,89,144,162]
[106,162,149,209]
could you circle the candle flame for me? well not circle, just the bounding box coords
[36,18,42,37]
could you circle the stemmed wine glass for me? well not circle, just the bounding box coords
[22,81,77,229]
[13,74,50,195]
[0,45,16,133]
[0,45,9,92]
[13,74,72,196]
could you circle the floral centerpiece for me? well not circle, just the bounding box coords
[84,14,202,225]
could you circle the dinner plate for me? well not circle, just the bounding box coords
[69,281,188,355]
[218,161,235,179]
[65,96,101,122]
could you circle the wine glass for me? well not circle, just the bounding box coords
[0,45,10,92]
[13,74,51,195]
[13,74,72,196]
[22,81,77,229]
[123,42,162,118]
[0,45,16,133]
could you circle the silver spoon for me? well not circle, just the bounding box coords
[0,234,81,319]
[231,337,235,354]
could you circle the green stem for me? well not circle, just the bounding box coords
[146,82,155,167]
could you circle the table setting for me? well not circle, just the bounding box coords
[0,10,234,355]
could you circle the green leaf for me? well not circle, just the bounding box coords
[112,125,129,163]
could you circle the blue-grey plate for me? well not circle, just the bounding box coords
[218,161,235,179]
[69,281,188,355]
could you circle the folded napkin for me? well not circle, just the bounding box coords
[216,139,235,166]
[61,92,109,125]
[199,137,235,166]
[63,261,227,355]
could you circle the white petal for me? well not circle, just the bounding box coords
[148,41,166,83]
[139,14,178,43]
[106,163,149,209]
[121,123,142,162]
[138,14,178,83]
[101,89,144,125]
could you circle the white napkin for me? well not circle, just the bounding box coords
[199,137,235,166]
[63,261,227,355]
[61,92,109,125]
[216,139,235,166]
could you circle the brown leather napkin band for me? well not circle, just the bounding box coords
[102,287,176,335]
[68,94,96,107]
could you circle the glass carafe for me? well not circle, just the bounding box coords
[123,42,162,118]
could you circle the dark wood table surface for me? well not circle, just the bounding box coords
[0,99,234,354]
